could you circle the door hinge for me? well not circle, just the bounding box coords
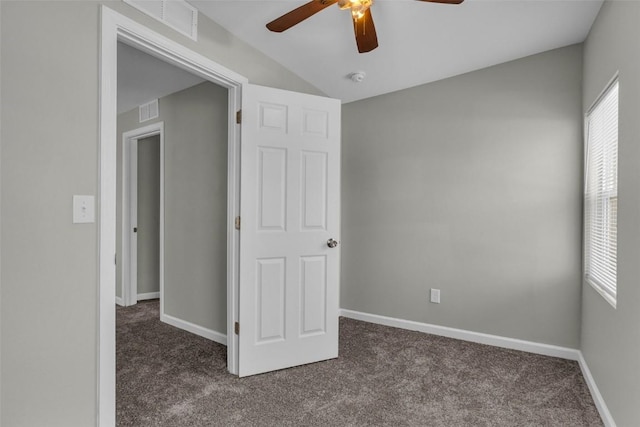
[115,253,117,265]
[234,321,239,335]
[235,216,241,230]
[236,109,242,124]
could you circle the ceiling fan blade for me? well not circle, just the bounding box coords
[266,0,338,32]
[416,0,464,4]
[353,8,378,53]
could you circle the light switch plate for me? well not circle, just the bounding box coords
[73,195,95,224]
[430,288,441,304]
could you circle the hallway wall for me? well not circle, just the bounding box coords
[117,81,229,335]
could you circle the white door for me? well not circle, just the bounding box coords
[239,84,341,377]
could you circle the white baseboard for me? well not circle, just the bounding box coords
[160,313,227,346]
[137,291,160,301]
[339,309,580,361]
[115,296,124,307]
[578,353,616,427]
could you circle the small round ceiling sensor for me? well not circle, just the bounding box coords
[349,71,366,83]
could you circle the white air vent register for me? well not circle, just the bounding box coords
[124,0,198,40]
[139,99,159,123]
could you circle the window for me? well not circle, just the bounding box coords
[584,79,619,308]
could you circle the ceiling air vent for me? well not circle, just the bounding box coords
[139,99,159,123]
[124,0,198,41]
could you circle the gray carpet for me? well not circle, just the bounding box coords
[117,300,602,426]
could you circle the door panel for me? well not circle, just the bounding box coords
[257,148,287,231]
[300,255,327,336]
[301,151,328,231]
[256,257,286,344]
[239,84,340,377]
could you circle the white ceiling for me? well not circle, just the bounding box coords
[117,42,205,114]
[191,0,603,103]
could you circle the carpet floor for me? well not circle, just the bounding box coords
[117,300,602,426]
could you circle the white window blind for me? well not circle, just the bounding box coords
[584,80,619,308]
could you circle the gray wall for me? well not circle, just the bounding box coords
[341,45,584,349]
[0,1,322,425]
[581,1,640,425]
[0,2,3,420]
[1,4,100,426]
[117,82,228,333]
[137,135,161,296]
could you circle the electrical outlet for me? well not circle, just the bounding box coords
[430,288,441,304]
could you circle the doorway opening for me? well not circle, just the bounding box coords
[101,6,341,425]
[120,123,164,308]
[100,6,247,425]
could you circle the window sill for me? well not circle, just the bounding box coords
[586,279,617,309]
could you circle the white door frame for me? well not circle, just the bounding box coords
[121,123,164,307]
[100,6,247,426]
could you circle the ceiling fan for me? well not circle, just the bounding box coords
[266,0,464,54]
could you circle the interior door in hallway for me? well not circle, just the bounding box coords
[239,84,341,377]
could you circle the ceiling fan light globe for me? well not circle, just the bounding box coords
[350,0,372,20]
[352,9,365,19]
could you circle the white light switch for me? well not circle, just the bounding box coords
[73,195,95,224]
[430,288,441,304]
